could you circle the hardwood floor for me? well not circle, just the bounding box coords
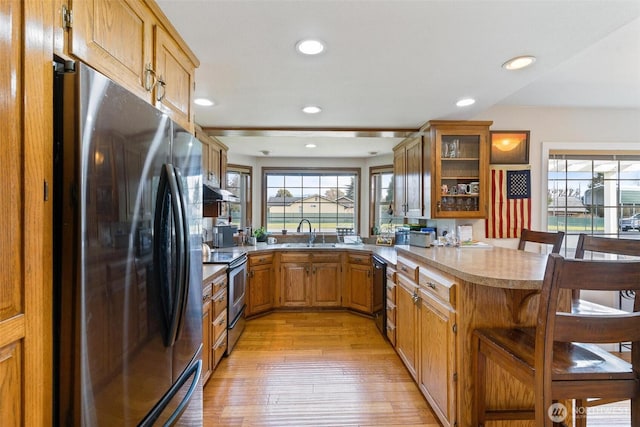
[203,312,441,426]
[202,311,632,426]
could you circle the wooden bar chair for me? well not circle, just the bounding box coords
[517,228,565,254]
[472,254,640,427]
[572,234,640,426]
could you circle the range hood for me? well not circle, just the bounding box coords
[203,183,240,203]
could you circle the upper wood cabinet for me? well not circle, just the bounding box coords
[423,120,492,219]
[61,0,199,131]
[67,0,153,100]
[393,136,423,218]
[153,25,195,130]
[196,125,228,189]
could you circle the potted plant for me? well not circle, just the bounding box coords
[253,226,267,242]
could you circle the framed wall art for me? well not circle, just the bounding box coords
[490,130,530,164]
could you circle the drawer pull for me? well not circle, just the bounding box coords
[427,282,437,289]
[217,317,226,326]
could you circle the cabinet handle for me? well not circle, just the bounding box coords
[217,317,226,326]
[411,287,421,305]
[250,270,255,278]
[155,76,166,102]
[312,267,316,274]
[426,282,437,289]
[144,64,156,91]
[367,269,371,278]
[305,266,309,275]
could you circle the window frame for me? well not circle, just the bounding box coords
[261,167,361,234]
[226,163,252,229]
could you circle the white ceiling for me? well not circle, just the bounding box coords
[156,0,640,158]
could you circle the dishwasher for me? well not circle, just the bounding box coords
[372,256,387,338]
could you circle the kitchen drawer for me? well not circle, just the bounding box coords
[418,265,457,306]
[211,274,228,295]
[249,253,273,266]
[386,299,396,325]
[212,330,227,368]
[309,251,341,263]
[212,289,227,319]
[386,320,396,347]
[280,252,311,263]
[396,256,419,283]
[347,253,370,265]
[212,309,227,341]
[386,281,396,303]
[386,267,397,284]
[203,282,212,299]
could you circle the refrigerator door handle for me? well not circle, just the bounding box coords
[154,164,189,347]
[137,356,202,427]
[172,166,191,341]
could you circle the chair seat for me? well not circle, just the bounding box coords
[475,327,634,383]
[572,298,628,315]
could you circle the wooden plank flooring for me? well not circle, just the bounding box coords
[203,312,441,426]
[203,311,632,426]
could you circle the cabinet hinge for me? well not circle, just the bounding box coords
[453,372,458,382]
[62,5,73,29]
[452,323,457,334]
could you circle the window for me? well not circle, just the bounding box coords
[369,166,403,235]
[226,164,252,229]
[263,168,359,234]
[547,153,640,256]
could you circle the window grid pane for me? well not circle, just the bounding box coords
[265,171,358,233]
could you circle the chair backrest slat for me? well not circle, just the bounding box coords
[554,313,640,343]
[575,234,640,259]
[518,229,564,254]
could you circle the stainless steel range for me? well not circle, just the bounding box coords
[204,250,247,354]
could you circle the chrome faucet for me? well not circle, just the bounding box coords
[296,219,316,245]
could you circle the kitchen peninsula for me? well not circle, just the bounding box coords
[211,242,551,427]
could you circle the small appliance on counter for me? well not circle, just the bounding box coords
[212,225,237,248]
[394,227,410,245]
[410,228,436,248]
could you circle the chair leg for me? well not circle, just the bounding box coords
[473,335,487,427]
[574,399,586,427]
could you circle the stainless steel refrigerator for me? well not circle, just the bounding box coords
[53,59,203,426]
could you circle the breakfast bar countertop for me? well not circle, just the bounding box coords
[395,244,549,290]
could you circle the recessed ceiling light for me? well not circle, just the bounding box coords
[305,143,317,148]
[296,39,325,55]
[194,98,215,107]
[302,105,322,114]
[502,55,536,70]
[456,98,476,107]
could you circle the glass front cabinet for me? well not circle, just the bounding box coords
[423,120,492,218]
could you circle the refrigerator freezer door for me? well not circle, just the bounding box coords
[55,61,202,426]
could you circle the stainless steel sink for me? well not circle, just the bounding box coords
[279,243,336,248]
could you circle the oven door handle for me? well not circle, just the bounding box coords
[153,164,189,347]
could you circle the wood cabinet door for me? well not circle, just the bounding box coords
[345,263,372,313]
[405,137,423,217]
[311,263,341,307]
[396,276,419,380]
[419,289,457,427]
[247,264,274,315]
[393,145,406,216]
[0,13,24,425]
[154,25,195,131]
[280,263,310,307]
[201,298,211,383]
[70,0,152,100]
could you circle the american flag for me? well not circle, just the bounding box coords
[485,166,531,238]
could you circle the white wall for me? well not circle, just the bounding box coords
[467,105,640,248]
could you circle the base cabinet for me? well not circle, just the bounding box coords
[202,270,227,385]
[247,254,274,316]
[279,252,342,308]
[395,276,419,380]
[385,267,397,346]
[418,288,457,427]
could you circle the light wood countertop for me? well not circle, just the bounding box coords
[396,244,548,289]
